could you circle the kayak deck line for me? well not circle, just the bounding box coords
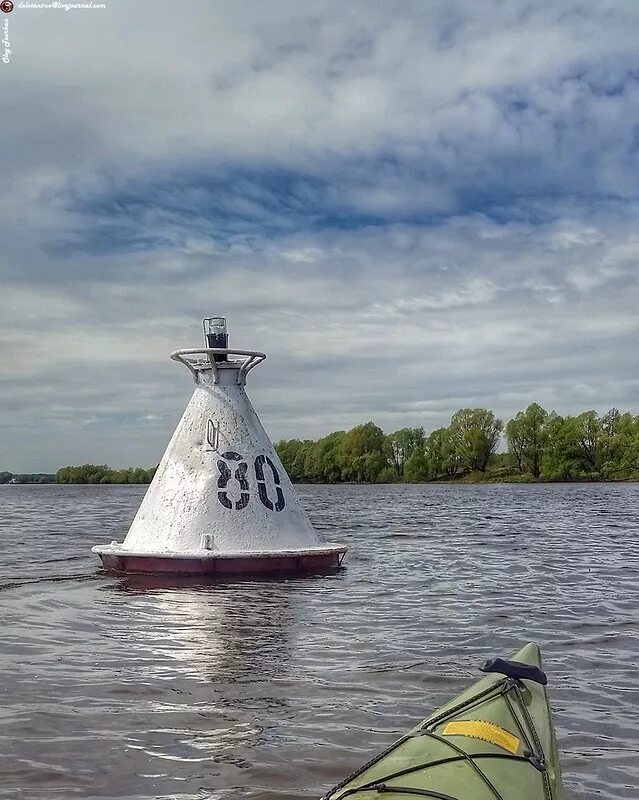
[347,788,458,798]
[325,681,549,800]
[322,644,560,800]
[346,746,544,792]
[323,684,524,799]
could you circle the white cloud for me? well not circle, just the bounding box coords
[1,1,638,470]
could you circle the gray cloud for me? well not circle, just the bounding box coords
[1,1,638,471]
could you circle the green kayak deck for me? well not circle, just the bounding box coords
[322,642,561,800]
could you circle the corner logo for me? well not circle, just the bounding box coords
[1,1,13,13]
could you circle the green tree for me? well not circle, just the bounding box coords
[404,448,430,482]
[304,431,346,482]
[541,414,574,479]
[423,427,460,478]
[506,418,525,472]
[385,427,425,477]
[448,409,503,472]
[506,403,548,477]
[56,464,154,484]
[571,411,603,474]
[376,465,401,483]
[128,467,149,484]
[542,412,603,479]
[276,439,313,482]
[339,422,387,483]
[599,409,639,478]
[292,442,313,482]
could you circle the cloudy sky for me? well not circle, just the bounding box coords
[1,0,638,471]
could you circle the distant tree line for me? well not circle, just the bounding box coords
[0,471,56,484]
[4,405,637,486]
[275,405,639,483]
[55,465,157,484]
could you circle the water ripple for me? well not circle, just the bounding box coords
[0,483,637,799]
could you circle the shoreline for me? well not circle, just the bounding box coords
[295,478,639,486]
[6,478,636,486]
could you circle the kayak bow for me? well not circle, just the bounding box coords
[322,642,561,800]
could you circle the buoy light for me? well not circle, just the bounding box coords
[203,317,228,361]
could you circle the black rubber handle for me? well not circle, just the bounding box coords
[480,657,548,685]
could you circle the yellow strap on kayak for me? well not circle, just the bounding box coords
[442,720,520,754]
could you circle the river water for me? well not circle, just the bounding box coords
[0,483,637,800]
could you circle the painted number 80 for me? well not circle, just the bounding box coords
[216,452,286,512]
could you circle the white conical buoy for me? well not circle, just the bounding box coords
[92,317,346,575]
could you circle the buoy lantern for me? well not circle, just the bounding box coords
[92,318,347,575]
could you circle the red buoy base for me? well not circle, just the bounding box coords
[93,546,346,576]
